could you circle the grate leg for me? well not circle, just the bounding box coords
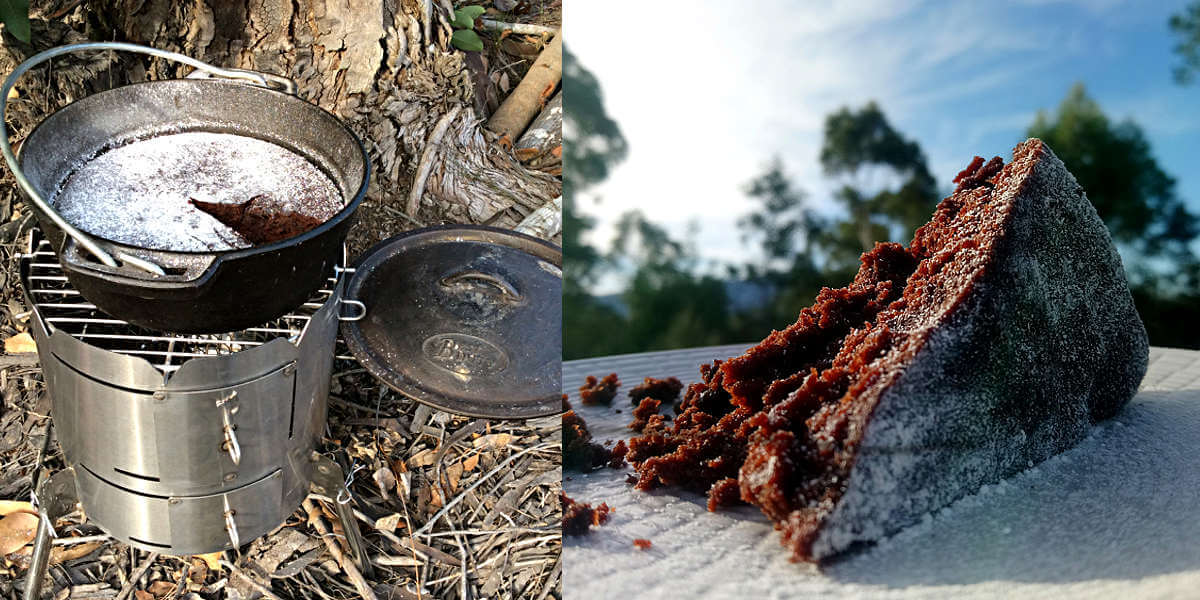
[23,468,80,600]
[309,453,373,577]
[23,517,54,600]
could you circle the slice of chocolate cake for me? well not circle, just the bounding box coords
[191,194,326,245]
[628,139,1148,561]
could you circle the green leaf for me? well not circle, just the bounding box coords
[451,29,484,52]
[451,10,473,29]
[0,0,30,44]
[452,5,486,29]
[460,5,487,21]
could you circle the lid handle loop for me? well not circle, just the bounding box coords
[441,270,523,302]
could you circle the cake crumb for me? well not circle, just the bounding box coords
[564,410,614,471]
[707,478,742,511]
[608,440,629,469]
[629,377,684,406]
[580,373,621,406]
[562,493,611,536]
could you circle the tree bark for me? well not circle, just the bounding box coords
[515,91,562,175]
[0,0,562,252]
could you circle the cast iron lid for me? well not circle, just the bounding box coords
[342,225,562,419]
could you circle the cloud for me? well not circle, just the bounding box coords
[569,0,1197,275]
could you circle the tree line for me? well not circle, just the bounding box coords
[565,18,1200,359]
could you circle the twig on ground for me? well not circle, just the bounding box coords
[222,559,285,600]
[113,551,159,600]
[415,442,557,536]
[302,498,379,600]
[479,20,556,36]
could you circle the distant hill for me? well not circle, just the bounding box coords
[596,279,776,317]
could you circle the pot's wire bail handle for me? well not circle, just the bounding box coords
[184,67,298,95]
[0,42,295,274]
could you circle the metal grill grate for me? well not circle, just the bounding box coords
[24,234,339,375]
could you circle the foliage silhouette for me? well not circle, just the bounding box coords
[564,81,1200,358]
[818,102,939,273]
[1170,1,1200,85]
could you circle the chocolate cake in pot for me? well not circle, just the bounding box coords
[627,139,1148,561]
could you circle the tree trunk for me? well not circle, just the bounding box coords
[0,0,562,254]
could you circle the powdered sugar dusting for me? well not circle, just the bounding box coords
[50,131,343,252]
[809,140,1147,558]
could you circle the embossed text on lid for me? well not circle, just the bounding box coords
[421,333,509,380]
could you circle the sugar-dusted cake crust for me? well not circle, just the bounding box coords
[800,139,1147,559]
[628,139,1148,561]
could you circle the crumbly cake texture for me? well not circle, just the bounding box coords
[630,377,684,406]
[627,139,1148,562]
[562,493,611,536]
[580,374,621,406]
[629,398,665,433]
[563,410,615,472]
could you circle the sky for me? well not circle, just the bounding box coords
[569,0,1200,293]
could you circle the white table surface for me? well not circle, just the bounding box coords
[563,345,1200,599]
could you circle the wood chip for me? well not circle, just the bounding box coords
[0,511,38,554]
[194,552,222,572]
[4,332,37,354]
[0,499,35,516]
[373,466,397,500]
[473,433,513,450]
[462,453,479,471]
[49,542,103,565]
[407,448,438,468]
[374,513,402,533]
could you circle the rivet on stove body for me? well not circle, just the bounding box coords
[283,364,296,377]
[152,391,166,401]
[224,473,237,482]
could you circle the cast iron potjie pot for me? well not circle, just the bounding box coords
[1,43,369,334]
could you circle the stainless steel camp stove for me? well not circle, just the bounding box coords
[17,229,368,597]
